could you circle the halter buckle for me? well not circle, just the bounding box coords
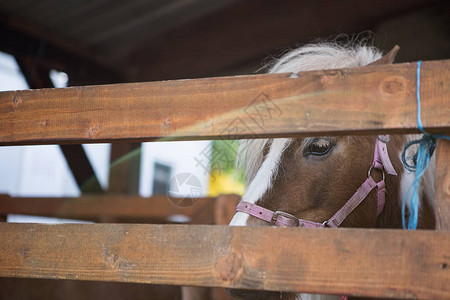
[271,211,300,227]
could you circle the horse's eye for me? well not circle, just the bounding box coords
[305,139,332,156]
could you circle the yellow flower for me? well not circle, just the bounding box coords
[208,171,245,197]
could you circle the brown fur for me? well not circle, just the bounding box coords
[247,136,409,228]
[229,135,435,300]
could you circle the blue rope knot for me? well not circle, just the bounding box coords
[401,133,435,230]
[400,61,450,230]
[401,134,435,173]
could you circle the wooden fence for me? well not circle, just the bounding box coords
[1,61,448,145]
[0,60,449,299]
[0,194,239,224]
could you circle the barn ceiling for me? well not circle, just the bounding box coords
[0,0,448,85]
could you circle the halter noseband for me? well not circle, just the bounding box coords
[236,135,397,228]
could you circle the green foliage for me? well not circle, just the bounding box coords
[210,140,245,184]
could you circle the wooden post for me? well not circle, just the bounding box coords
[108,143,141,195]
[103,143,142,223]
[435,139,450,230]
[214,194,240,225]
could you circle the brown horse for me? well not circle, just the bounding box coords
[226,43,436,300]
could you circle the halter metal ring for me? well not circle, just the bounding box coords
[271,211,300,227]
[367,165,385,181]
[377,135,391,143]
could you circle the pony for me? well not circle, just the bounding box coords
[226,42,436,300]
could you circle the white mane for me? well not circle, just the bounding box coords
[237,43,383,183]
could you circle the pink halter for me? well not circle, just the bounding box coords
[236,135,397,228]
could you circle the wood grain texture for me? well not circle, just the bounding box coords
[435,139,450,231]
[1,60,449,145]
[16,52,104,193]
[0,194,233,224]
[0,223,448,299]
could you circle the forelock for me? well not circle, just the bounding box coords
[237,42,382,185]
[269,43,382,73]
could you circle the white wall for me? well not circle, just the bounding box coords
[0,51,28,91]
[140,141,211,197]
[82,144,111,190]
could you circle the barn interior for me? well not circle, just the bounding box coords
[0,0,449,299]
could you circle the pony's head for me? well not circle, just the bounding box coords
[226,43,435,300]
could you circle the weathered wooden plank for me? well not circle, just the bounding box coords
[0,223,448,299]
[15,53,104,193]
[0,194,223,224]
[0,60,449,145]
[435,139,450,231]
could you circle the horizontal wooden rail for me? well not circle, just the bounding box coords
[0,194,239,224]
[0,223,448,299]
[1,60,449,145]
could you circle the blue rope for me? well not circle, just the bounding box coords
[401,61,450,230]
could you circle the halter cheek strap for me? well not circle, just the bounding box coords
[236,136,397,228]
[374,135,397,176]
